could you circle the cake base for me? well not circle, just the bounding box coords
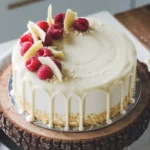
[0,62,150,150]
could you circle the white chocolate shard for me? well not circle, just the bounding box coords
[47,4,53,25]
[38,57,62,82]
[23,41,43,61]
[64,9,77,32]
[27,23,39,43]
[49,46,58,49]
[48,47,64,59]
[28,21,46,42]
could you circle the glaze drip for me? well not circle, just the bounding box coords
[12,62,136,130]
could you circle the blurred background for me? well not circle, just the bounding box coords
[0,0,149,43]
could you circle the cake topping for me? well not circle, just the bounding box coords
[50,56,62,70]
[20,33,34,45]
[38,57,62,82]
[47,24,63,39]
[28,21,46,42]
[25,56,41,72]
[54,13,66,27]
[37,65,53,80]
[36,20,49,32]
[20,42,32,56]
[73,18,89,32]
[36,47,53,57]
[47,4,53,25]
[64,9,77,32]
[23,40,43,60]
[27,23,39,43]
[48,47,64,59]
[43,31,53,46]
[19,4,91,82]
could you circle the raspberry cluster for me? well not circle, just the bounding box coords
[25,47,62,80]
[41,13,65,46]
[19,13,65,80]
[19,11,89,81]
[20,13,65,47]
[19,34,62,80]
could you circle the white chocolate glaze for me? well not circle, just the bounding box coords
[120,83,126,115]
[12,16,136,130]
[26,86,35,122]
[106,119,112,125]
[79,98,84,131]
[48,98,53,128]
[130,98,135,104]
[26,115,35,122]
[65,98,70,130]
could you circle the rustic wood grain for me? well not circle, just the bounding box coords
[115,5,150,50]
[0,62,150,150]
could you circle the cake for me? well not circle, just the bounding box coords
[11,4,136,131]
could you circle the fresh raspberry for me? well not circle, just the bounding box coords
[43,31,52,46]
[37,65,53,80]
[47,24,63,39]
[25,56,41,72]
[54,13,65,26]
[20,33,34,45]
[36,20,49,32]
[73,18,89,32]
[36,48,53,57]
[20,42,32,56]
[50,57,62,70]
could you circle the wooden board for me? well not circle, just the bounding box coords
[0,62,150,150]
[115,5,150,50]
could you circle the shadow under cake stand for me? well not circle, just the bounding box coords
[0,62,150,150]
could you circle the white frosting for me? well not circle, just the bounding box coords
[12,18,136,130]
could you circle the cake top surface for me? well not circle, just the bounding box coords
[12,5,136,95]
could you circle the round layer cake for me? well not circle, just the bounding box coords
[11,5,136,131]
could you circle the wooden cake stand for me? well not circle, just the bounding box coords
[0,62,150,150]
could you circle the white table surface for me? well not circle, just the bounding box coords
[0,11,150,150]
